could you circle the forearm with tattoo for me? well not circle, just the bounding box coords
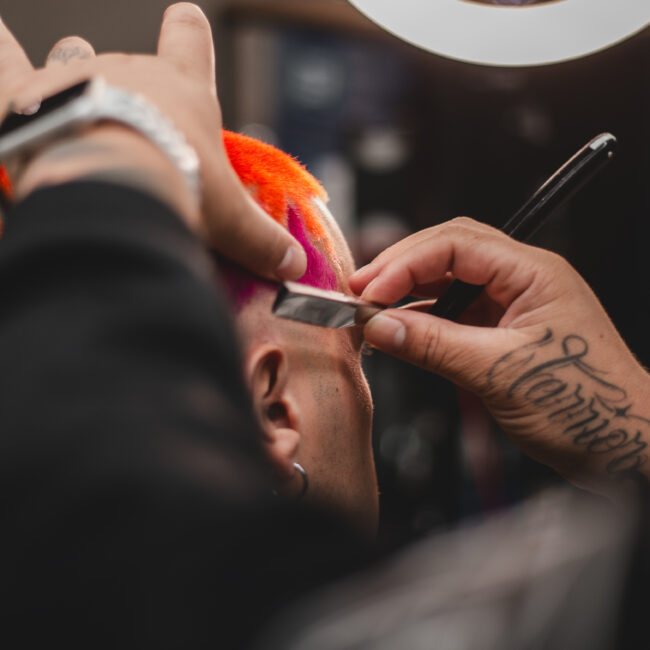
[488,329,649,479]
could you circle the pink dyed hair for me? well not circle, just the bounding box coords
[218,131,339,310]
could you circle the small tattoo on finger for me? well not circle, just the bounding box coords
[49,46,92,65]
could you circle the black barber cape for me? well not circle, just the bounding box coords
[0,182,370,649]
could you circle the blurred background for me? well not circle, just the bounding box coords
[4,0,648,550]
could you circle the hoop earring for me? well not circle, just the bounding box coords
[293,462,309,500]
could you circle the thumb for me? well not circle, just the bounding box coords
[363,309,525,392]
[202,155,307,281]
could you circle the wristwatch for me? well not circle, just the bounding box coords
[0,77,201,202]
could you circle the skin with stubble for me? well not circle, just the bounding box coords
[234,206,379,536]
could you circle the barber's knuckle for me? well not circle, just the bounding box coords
[545,249,567,268]
[415,324,442,370]
[450,216,475,228]
[552,254,584,289]
[444,219,464,233]
[535,249,568,277]
[445,218,479,240]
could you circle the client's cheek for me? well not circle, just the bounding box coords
[348,365,374,437]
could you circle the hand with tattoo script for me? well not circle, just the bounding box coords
[0,3,307,281]
[350,217,650,495]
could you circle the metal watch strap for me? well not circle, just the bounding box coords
[0,77,201,203]
[93,80,200,200]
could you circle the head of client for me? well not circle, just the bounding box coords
[219,131,378,535]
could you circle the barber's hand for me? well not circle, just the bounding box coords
[350,217,650,494]
[0,3,307,281]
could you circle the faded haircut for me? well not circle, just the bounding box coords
[218,131,340,311]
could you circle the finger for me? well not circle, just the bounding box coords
[350,230,432,293]
[350,217,497,295]
[203,158,307,280]
[363,308,527,390]
[359,226,539,309]
[0,16,34,102]
[9,63,92,116]
[353,217,498,287]
[157,3,215,86]
[46,36,95,67]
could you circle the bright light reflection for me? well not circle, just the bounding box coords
[348,0,650,67]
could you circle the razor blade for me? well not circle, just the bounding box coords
[272,282,384,329]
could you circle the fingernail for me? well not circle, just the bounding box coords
[18,102,41,116]
[361,277,380,301]
[276,245,307,280]
[365,313,405,351]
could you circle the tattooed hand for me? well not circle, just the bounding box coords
[350,217,650,493]
[0,3,307,281]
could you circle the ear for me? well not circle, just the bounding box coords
[245,343,300,481]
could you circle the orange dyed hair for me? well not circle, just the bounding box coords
[222,130,334,256]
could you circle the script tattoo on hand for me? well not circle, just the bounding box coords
[487,329,648,478]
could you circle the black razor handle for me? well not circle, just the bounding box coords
[429,133,617,321]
